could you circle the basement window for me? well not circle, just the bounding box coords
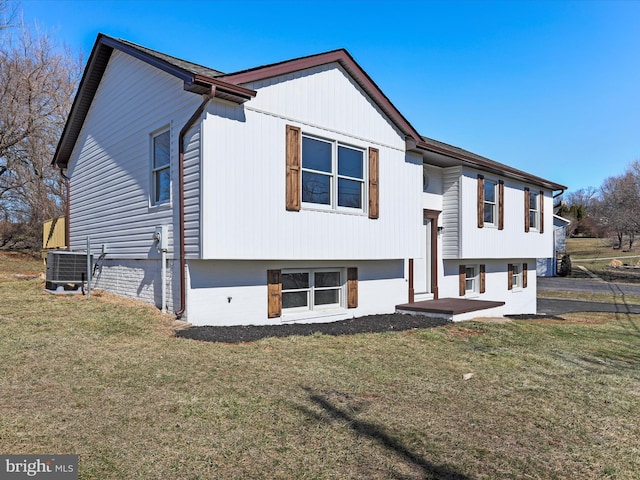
[465,265,478,293]
[282,269,343,312]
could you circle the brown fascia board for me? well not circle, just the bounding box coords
[192,75,256,101]
[52,34,117,167]
[219,49,565,192]
[52,34,256,167]
[219,49,424,144]
[418,137,566,192]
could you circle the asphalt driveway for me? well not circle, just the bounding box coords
[537,276,640,296]
[537,276,640,316]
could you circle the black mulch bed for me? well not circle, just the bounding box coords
[505,314,566,321]
[175,314,451,343]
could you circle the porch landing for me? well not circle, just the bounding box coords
[396,298,506,323]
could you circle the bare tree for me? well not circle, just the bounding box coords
[0,0,17,32]
[597,169,640,250]
[560,187,598,237]
[0,4,81,249]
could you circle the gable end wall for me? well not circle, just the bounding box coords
[66,50,204,260]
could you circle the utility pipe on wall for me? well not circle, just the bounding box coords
[154,226,168,313]
[86,236,91,297]
[175,92,213,318]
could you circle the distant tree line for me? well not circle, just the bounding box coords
[559,159,640,250]
[0,0,81,250]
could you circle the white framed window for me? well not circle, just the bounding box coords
[282,269,343,312]
[529,192,539,230]
[465,265,478,293]
[151,129,171,205]
[483,179,497,226]
[512,264,523,289]
[301,135,365,212]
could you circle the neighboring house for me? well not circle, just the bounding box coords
[52,34,566,326]
[537,214,571,276]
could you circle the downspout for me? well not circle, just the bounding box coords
[175,90,214,318]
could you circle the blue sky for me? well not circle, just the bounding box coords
[17,0,640,194]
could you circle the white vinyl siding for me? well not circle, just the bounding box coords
[240,63,404,145]
[442,166,462,258]
[66,50,204,259]
[200,65,421,261]
[183,123,202,258]
[442,167,552,260]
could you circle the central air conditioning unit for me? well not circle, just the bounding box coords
[46,251,93,285]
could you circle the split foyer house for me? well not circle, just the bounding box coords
[52,34,566,326]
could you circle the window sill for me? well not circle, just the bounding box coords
[301,205,366,217]
[148,202,172,212]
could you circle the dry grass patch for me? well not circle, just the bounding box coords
[1,259,640,478]
[0,251,43,279]
[566,237,640,260]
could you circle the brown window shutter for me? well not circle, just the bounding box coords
[479,264,486,293]
[477,174,484,228]
[285,125,301,211]
[408,259,415,303]
[524,188,530,232]
[368,147,379,219]
[539,190,544,234]
[459,264,466,296]
[508,263,514,290]
[347,267,358,308]
[523,263,528,288]
[498,180,504,230]
[267,269,282,318]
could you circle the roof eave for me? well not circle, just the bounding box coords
[52,34,256,168]
[219,49,424,143]
[416,139,567,192]
[190,75,256,102]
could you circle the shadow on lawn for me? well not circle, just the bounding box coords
[295,386,473,480]
[607,282,640,337]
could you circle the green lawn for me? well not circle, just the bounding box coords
[1,253,640,479]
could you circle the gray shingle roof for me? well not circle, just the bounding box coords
[117,38,225,79]
[53,34,567,192]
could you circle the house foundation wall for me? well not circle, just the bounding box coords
[441,259,537,315]
[92,258,176,313]
[186,259,407,326]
